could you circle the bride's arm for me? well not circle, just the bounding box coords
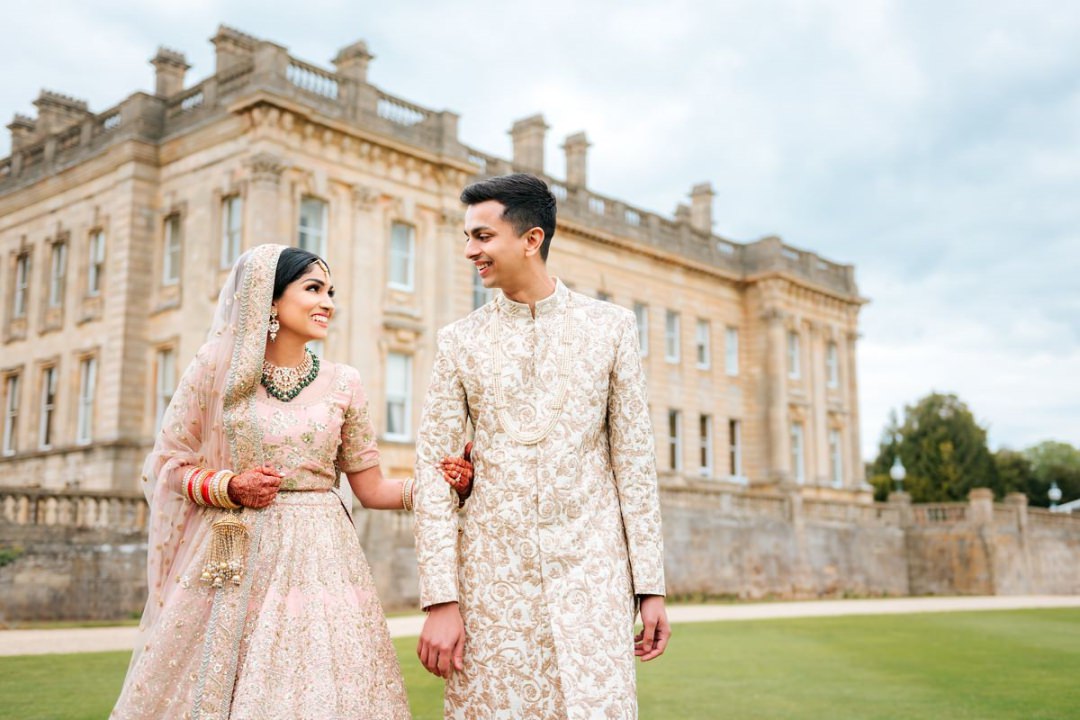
[346,465,405,510]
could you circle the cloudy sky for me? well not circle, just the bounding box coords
[3,1,1078,459]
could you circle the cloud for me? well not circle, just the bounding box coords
[1,0,1077,460]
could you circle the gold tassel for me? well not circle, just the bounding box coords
[200,513,249,590]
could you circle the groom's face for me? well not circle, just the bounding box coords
[463,200,528,290]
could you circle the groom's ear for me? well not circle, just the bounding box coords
[522,227,546,258]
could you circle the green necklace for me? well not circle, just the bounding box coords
[261,349,320,402]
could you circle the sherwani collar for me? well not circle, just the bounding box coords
[494,278,568,318]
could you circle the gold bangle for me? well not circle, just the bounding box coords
[219,472,240,509]
[402,478,414,512]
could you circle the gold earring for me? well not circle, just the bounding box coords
[268,308,280,343]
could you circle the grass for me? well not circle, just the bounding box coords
[1,609,1077,719]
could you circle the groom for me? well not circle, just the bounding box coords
[414,173,670,719]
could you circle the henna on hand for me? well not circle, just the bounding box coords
[227,464,283,509]
[440,442,474,500]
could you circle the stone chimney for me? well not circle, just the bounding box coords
[333,40,374,83]
[689,182,715,233]
[509,114,549,173]
[32,91,90,135]
[7,114,37,151]
[150,47,190,97]
[674,203,691,224]
[212,25,258,74]
[562,132,590,188]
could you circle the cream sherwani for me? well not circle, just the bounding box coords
[414,280,666,720]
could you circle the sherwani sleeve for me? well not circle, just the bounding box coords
[413,326,469,609]
[608,311,666,596]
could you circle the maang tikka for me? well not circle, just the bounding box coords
[268,307,280,342]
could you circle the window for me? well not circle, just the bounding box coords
[596,291,611,302]
[725,327,739,376]
[667,409,682,471]
[155,349,176,433]
[163,214,182,285]
[729,419,743,479]
[664,310,680,363]
[298,197,327,257]
[13,254,30,318]
[787,330,801,379]
[790,422,805,483]
[826,341,839,388]
[829,428,843,487]
[48,242,67,308]
[699,414,713,477]
[87,230,105,296]
[39,366,57,450]
[472,271,494,310]
[3,374,18,456]
[221,195,244,268]
[633,303,649,357]
[385,353,412,440]
[76,357,96,445]
[388,222,415,291]
[695,319,710,369]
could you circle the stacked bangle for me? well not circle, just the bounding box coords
[182,466,240,509]
[401,478,415,512]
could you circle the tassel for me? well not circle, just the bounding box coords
[200,513,249,590]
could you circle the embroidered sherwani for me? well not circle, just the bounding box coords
[414,280,666,720]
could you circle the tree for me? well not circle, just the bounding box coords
[1023,440,1080,508]
[992,449,1035,499]
[870,393,998,502]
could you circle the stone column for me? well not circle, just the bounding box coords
[348,184,382,383]
[764,308,789,483]
[689,182,715,234]
[845,330,865,485]
[509,114,548,173]
[809,321,829,485]
[150,48,190,98]
[562,132,590,189]
[435,208,465,330]
[244,152,285,249]
[888,491,913,526]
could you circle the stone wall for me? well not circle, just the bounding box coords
[2,485,1079,621]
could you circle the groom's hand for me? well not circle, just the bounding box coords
[418,602,465,679]
[635,595,671,662]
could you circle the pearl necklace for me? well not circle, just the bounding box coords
[261,349,319,402]
[490,296,574,445]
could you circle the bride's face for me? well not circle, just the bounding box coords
[273,262,335,343]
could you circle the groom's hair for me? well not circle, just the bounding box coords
[460,173,557,261]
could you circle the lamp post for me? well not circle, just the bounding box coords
[890,456,907,493]
[1049,481,1062,510]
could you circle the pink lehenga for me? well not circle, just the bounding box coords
[112,244,410,719]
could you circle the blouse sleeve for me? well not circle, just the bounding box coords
[336,369,381,474]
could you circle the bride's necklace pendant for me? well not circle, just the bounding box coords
[261,348,319,402]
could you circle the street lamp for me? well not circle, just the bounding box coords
[890,456,907,493]
[1049,481,1062,510]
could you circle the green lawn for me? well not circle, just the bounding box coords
[2,609,1077,719]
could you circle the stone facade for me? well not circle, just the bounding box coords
[0,26,865,504]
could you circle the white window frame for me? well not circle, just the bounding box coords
[695,319,711,369]
[791,421,805,483]
[87,230,105,297]
[729,419,744,481]
[48,242,67,308]
[162,214,182,286]
[472,271,494,310]
[3,374,19,456]
[725,327,739,376]
[668,409,682,471]
[826,341,839,389]
[664,310,681,364]
[221,195,244,269]
[829,428,843,487]
[13,254,30,318]
[385,352,412,441]
[155,348,176,434]
[633,303,649,357]
[39,366,57,450]
[76,356,96,445]
[699,413,713,478]
[298,197,328,258]
[388,222,416,292]
[787,330,801,379]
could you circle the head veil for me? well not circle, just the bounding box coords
[135,243,286,650]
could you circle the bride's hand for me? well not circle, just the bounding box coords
[440,442,474,500]
[227,464,282,509]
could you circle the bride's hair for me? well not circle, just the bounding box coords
[273,247,330,299]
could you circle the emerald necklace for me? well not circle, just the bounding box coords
[261,348,320,402]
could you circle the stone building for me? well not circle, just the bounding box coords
[0,26,866,501]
